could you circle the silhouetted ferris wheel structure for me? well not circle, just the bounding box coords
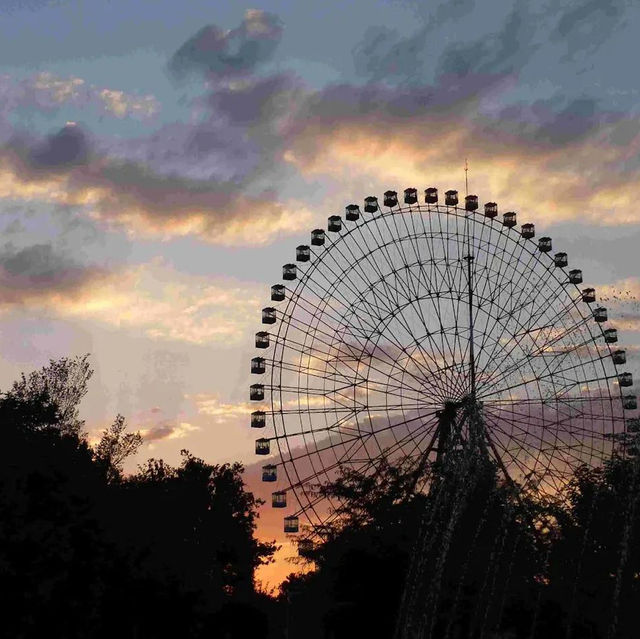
[248,185,638,633]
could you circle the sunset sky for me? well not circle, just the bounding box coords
[1,0,639,589]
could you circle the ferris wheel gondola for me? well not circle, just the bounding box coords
[248,186,636,550]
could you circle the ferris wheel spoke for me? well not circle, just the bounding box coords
[252,195,630,540]
[397,207,464,393]
[348,283,470,392]
[275,409,440,476]
[271,329,369,389]
[476,325,603,397]
[360,211,423,307]
[293,270,390,342]
[473,284,543,384]
[364,314,460,404]
[476,268,586,378]
[471,224,528,369]
[430,209,472,393]
[482,416,561,500]
[272,324,432,398]
[284,423,434,524]
[298,248,397,338]
[481,403,619,448]
[387,215,466,388]
[268,402,442,419]
[482,407,580,443]
[473,227,569,384]
[293,266,454,396]
[277,359,367,386]
[271,412,366,440]
[324,225,413,318]
[285,289,379,346]
[477,354,619,402]
[381,210,425,303]
[398,208,442,332]
[478,340,609,403]
[481,412,605,486]
[285,413,440,500]
[474,298,594,396]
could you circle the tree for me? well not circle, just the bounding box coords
[281,456,545,639]
[0,356,279,638]
[93,414,143,482]
[543,458,640,639]
[122,451,277,601]
[3,354,93,436]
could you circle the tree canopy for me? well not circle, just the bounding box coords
[0,355,278,639]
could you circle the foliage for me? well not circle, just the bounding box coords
[0,356,278,639]
[281,453,640,639]
[3,354,93,436]
[93,413,143,481]
[5,353,639,638]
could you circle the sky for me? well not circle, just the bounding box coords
[1,0,640,589]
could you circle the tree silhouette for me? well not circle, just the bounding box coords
[4,354,93,436]
[543,458,640,639]
[94,413,143,482]
[0,356,278,639]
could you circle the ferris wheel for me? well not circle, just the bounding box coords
[249,187,637,541]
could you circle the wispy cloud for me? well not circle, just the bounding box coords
[0,253,267,345]
[141,420,200,442]
[167,9,283,81]
[0,241,112,307]
[187,393,254,423]
[0,72,159,125]
[0,120,313,245]
[1,2,639,254]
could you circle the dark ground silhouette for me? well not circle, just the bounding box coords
[0,356,279,639]
[280,452,639,639]
[1,355,638,638]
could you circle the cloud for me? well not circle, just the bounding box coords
[0,120,314,245]
[0,248,272,346]
[0,242,112,306]
[30,72,86,104]
[205,72,304,131]
[0,72,159,127]
[0,0,54,12]
[552,0,629,59]
[435,3,536,80]
[167,9,283,80]
[2,3,637,250]
[141,421,200,442]
[187,393,254,423]
[26,122,90,171]
[353,1,535,89]
[280,77,640,228]
[0,257,268,346]
[97,88,158,119]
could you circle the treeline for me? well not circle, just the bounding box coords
[3,356,640,638]
[0,356,280,638]
[282,454,640,638]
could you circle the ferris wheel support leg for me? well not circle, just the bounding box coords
[483,431,541,546]
[435,402,458,468]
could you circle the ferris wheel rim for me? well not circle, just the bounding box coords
[250,192,635,536]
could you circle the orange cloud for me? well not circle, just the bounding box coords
[1,256,266,346]
[30,71,159,119]
[0,146,314,245]
[283,99,640,228]
[187,393,255,422]
[140,421,200,443]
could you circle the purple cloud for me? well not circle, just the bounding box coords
[167,9,283,81]
[0,242,110,305]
